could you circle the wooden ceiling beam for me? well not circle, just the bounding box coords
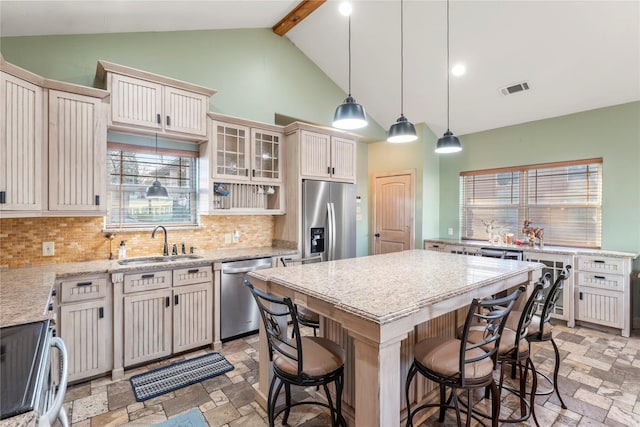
[272,0,326,36]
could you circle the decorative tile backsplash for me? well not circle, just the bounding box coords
[0,215,274,268]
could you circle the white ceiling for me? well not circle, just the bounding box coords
[2,0,639,137]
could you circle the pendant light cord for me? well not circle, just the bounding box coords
[400,0,405,115]
[446,0,450,130]
[348,15,352,96]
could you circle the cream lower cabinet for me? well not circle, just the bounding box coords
[0,71,45,212]
[48,90,107,213]
[120,266,213,369]
[575,255,632,337]
[57,274,112,382]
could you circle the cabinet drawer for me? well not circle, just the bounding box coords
[173,265,213,287]
[60,276,107,303]
[577,256,628,275]
[577,272,625,292]
[124,270,172,293]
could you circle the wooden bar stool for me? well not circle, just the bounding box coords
[245,279,346,427]
[405,286,524,427]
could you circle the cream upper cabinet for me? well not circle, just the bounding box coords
[299,129,356,183]
[200,114,285,214]
[0,71,45,212]
[97,60,215,141]
[48,90,107,213]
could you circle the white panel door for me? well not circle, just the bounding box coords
[0,72,44,211]
[48,90,106,211]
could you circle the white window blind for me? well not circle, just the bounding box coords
[460,158,602,248]
[107,144,198,228]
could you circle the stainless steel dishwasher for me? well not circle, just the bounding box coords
[220,257,273,341]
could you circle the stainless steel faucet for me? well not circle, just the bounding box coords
[151,225,169,256]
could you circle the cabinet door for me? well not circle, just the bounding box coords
[0,72,44,211]
[123,289,172,367]
[212,121,250,180]
[330,136,356,182]
[575,286,622,329]
[524,252,574,322]
[173,282,213,353]
[48,90,106,211]
[251,128,283,182]
[110,74,163,131]
[300,130,331,179]
[60,299,111,382]
[164,86,208,137]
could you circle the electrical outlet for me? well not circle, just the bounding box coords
[42,242,55,256]
[232,230,240,243]
[448,227,454,236]
[224,234,232,244]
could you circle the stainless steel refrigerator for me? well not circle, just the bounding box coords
[302,180,356,261]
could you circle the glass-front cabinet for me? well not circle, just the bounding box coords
[214,121,250,180]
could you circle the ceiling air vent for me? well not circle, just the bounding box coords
[499,81,531,96]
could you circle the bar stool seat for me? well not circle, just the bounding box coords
[273,336,344,377]
[414,337,494,379]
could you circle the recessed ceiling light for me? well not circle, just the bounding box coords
[339,2,352,16]
[451,63,466,76]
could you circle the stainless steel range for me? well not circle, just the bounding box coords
[0,320,69,426]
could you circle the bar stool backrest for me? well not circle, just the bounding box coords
[458,285,524,385]
[245,279,304,376]
[534,265,572,340]
[510,273,550,358]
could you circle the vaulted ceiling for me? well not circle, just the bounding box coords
[2,0,639,137]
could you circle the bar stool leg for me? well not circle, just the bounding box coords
[551,338,567,409]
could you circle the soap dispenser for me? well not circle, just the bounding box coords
[119,241,127,259]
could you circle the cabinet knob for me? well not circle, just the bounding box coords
[0,191,5,204]
[95,195,100,206]
[99,307,104,318]
[166,115,171,126]
[174,295,179,305]
[157,114,161,124]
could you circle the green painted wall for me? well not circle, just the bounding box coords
[437,101,640,314]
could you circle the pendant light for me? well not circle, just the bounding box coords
[435,0,462,153]
[333,4,368,130]
[146,134,169,199]
[387,0,417,143]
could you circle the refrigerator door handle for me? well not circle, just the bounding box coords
[327,202,335,261]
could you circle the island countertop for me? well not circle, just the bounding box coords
[249,249,544,325]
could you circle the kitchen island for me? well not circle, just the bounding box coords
[248,249,543,427]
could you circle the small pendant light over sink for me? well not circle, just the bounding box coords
[436,0,462,153]
[388,0,417,143]
[333,3,368,130]
[146,134,169,199]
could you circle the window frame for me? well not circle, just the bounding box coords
[106,143,199,230]
[460,158,603,248]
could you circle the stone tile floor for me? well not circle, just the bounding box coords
[61,323,640,426]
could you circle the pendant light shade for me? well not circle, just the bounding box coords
[333,12,367,130]
[146,134,170,199]
[387,0,417,143]
[388,114,417,143]
[435,0,462,153]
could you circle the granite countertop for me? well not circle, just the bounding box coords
[249,249,543,325]
[0,246,296,328]
[424,238,639,259]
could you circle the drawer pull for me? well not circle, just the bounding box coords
[174,295,179,305]
[99,307,104,318]
[165,296,170,307]
[593,260,605,264]
[141,274,155,279]
[77,281,93,287]
[594,275,606,280]
[187,269,200,274]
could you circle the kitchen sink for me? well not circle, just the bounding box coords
[117,254,202,266]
